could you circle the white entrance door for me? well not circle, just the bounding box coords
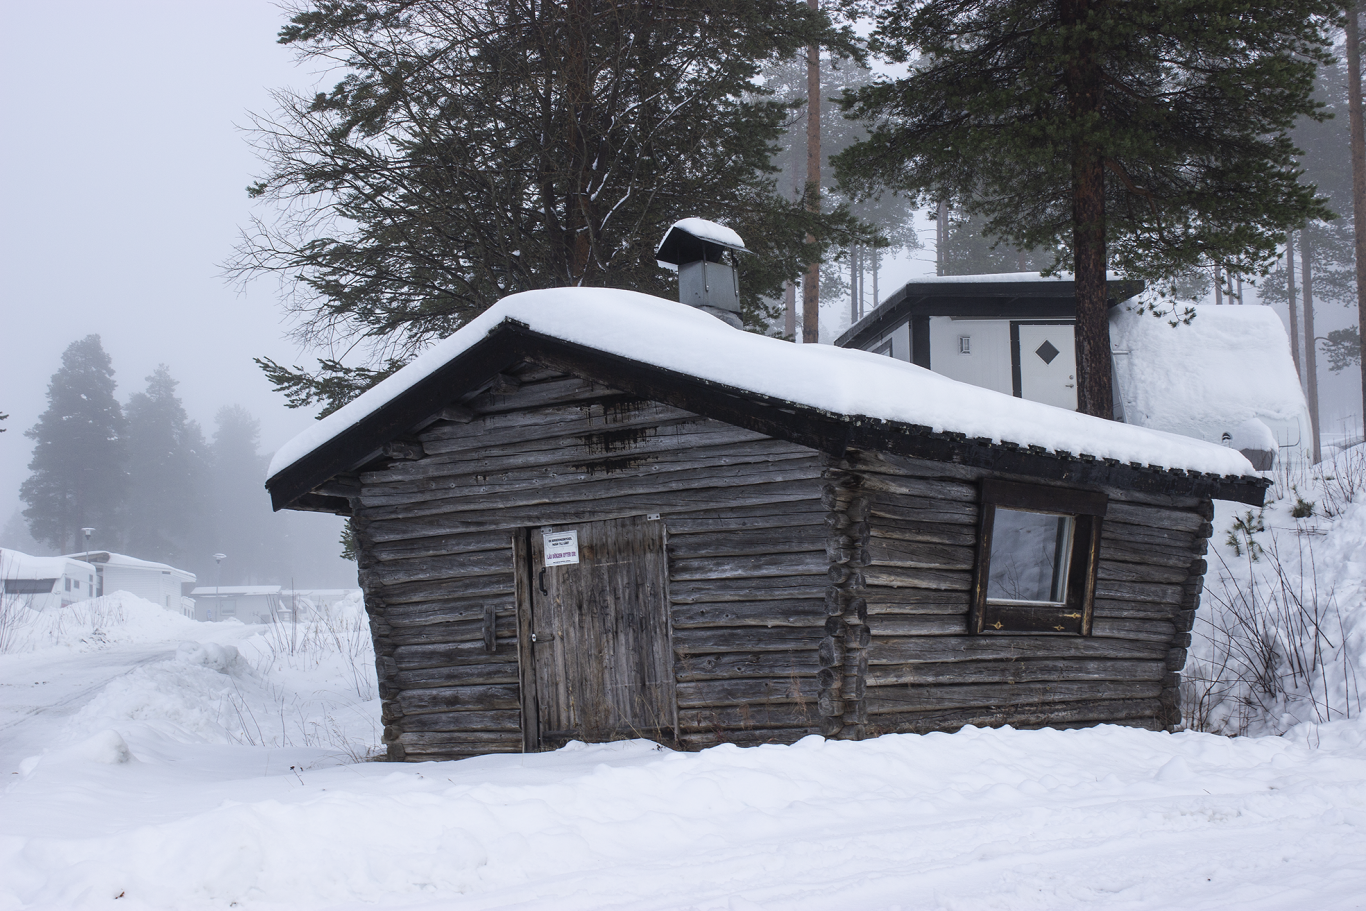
[1017,323,1077,411]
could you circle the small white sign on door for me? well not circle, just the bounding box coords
[543,530,580,566]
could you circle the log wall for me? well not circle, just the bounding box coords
[345,362,1212,762]
[350,362,828,761]
[835,450,1212,735]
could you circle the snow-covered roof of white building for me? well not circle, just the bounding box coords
[1,549,95,580]
[267,288,1266,508]
[190,586,282,598]
[1111,305,1311,454]
[66,551,196,583]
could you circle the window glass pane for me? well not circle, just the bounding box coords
[987,508,1073,603]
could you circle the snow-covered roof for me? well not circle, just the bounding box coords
[67,551,196,582]
[1,548,94,580]
[190,586,282,597]
[1111,306,1311,451]
[657,218,746,254]
[269,289,1259,493]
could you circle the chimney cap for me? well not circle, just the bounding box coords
[656,218,749,270]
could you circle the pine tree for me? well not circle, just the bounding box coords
[123,366,209,566]
[20,336,127,553]
[233,0,866,415]
[837,0,1337,417]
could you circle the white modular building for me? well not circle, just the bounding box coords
[836,272,1309,469]
[65,551,197,616]
[1,549,98,612]
[188,585,282,623]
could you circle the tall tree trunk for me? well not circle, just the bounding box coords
[872,246,879,309]
[784,283,797,339]
[1063,0,1111,418]
[936,200,948,275]
[1303,231,1322,463]
[1346,3,1366,422]
[802,0,821,344]
[1287,234,1302,380]
[1214,264,1223,306]
[851,247,859,325]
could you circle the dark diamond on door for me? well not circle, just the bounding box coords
[1035,340,1061,365]
[518,515,677,749]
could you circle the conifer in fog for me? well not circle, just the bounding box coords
[20,335,127,553]
[124,365,209,567]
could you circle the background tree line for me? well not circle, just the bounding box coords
[238,0,1348,428]
[8,335,342,587]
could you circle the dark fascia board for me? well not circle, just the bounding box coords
[266,319,1267,512]
[835,277,1146,350]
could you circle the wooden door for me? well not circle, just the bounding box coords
[517,515,677,748]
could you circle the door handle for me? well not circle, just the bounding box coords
[538,569,548,595]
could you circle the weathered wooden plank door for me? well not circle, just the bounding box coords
[519,515,678,748]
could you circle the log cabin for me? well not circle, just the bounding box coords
[265,224,1267,762]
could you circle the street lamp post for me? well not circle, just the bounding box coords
[81,528,95,598]
[213,553,226,622]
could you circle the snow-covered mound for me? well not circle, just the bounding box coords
[3,591,209,654]
[2,724,1365,909]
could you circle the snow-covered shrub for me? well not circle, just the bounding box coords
[1187,447,1366,735]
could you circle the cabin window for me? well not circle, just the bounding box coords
[5,579,56,594]
[958,335,972,355]
[873,338,894,358]
[65,578,71,592]
[972,480,1106,635]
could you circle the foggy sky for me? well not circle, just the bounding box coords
[1,1,1359,579]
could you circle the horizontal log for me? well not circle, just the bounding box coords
[1092,578,1184,605]
[673,626,823,654]
[866,635,1168,664]
[676,676,821,708]
[864,697,1164,734]
[1090,617,1177,643]
[1098,535,1202,568]
[368,572,515,606]
[669,575,826,604]
[365,550,515,586]
[397,731,525,748]
[385,618,516,647]
[862,589,973,610]
[1095,560,1192,585]
[680,728,814,748]
[671,599,827,628]
[392,663,520,690]
[393,639,522,670]
[865,657,1166,687]
[368,529,514,563]
[668,551,829,581]
[397,684,521,715]
[1090,600,1177,622]
[394,710,523,733]
[379,595,515,628]
[677,704,820,732]
[675,650,821,681]
[666,504,828,534]
[861,565,973,592]
[869,501,978,526]
[869,519,978,547]
[856,473,979,502]
[864,678,1162,713]
[1106,501,1205,533]
[865,539,976,571]
[1100,520,1201,550]
[666,525,826,558]
[869,616,971,637]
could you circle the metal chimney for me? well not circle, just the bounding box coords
[656,218,750,328]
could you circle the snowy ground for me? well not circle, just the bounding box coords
[2,497,1366,909]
